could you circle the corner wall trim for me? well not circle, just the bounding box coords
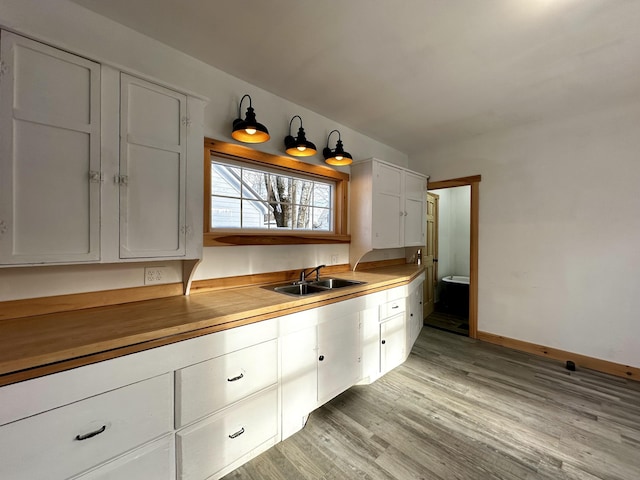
[477,331,639,381]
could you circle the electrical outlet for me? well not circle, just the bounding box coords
[144,266,168,285]
[331,254,339,265]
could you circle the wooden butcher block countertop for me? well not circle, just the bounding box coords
[0,264,424,386]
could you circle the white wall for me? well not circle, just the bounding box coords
[410,101,640,369]
[0,0,407,300]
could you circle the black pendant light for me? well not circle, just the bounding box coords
[231,94,270,143]
[284,115,317,157]
[322,130,352,166]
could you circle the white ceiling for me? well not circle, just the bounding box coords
[71,0,640,154]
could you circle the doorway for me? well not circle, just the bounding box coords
[423,176,480,338]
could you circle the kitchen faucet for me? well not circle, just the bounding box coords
[298,265,325,284]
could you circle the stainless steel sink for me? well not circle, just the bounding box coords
[273,283,328,296]
[309,278,365,289]
[270,278,366,297]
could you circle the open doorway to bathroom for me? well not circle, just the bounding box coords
[424,176,480,338]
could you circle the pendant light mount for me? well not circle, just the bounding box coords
[284,115,317,157]
[232,94,270,143]
[323,129,353,166]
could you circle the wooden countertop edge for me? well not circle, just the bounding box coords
[0,266,424,386]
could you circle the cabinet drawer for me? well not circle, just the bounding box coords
[177,387,278,480]
[71,434,175,480]
[0,374,173,480]
[380,298,406,319]
[175,339,278,427]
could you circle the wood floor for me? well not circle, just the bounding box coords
[424,311,469,336]
[223,327,640,480]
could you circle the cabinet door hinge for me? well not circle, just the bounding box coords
[114,174,128,186]
[0,61,8,77]
[180,225,193,235]
[181,116,192,128]
[0,220,7,235]
[89,171,103,183]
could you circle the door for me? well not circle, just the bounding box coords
[380,313,406,374]
[0,31,101,265]
[372,161,403,248]
[423,192,438,318]
[119,74,187,258]
[403,171,427,246]
[317,312,360,403]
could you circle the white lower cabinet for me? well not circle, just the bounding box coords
[279,301,361,440]
[71,435,175,480]
[0,275,424,479]
[176,387,279,480]
[0,374,173,480]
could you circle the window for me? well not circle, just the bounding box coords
[211,160,333,231]
[204,138,350,246]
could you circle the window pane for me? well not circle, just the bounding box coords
[313,183,331,208]
[242,200,269,229]
[313,207,331,231]
[211,164,241,197]
[269,175,291,204]
[211,196,240,228]
[292,178,313,205]
[242,169,269,200]
[269,203,292,229]
[291,203,312,229]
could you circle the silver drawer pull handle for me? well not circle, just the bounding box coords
[227,373,244,382]
[229,427,245,439]
[392,305,399,309]
[75,425,106,441]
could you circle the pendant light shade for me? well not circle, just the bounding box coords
[284,115,317,157]
[232,94,270,143]
[322,130,353,166]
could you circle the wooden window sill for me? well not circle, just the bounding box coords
[204,232,351,247]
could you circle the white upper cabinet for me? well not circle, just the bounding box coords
[0,31,205,267]
[350,158,428,267]
[0,31,101,265]
[119,74,187,258]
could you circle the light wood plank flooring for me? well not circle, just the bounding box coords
[224,327,640,480]
[424,310,469,336]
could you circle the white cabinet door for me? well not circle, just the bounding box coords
[0,31,100,265]
[119,74,187,258]
[317,311,361,403]
[281,325,318,440]
[372,161,403,248]
[407,281,424,348]
[404,171,427,247]
[380,312,406,374]
[360,305,381,383]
